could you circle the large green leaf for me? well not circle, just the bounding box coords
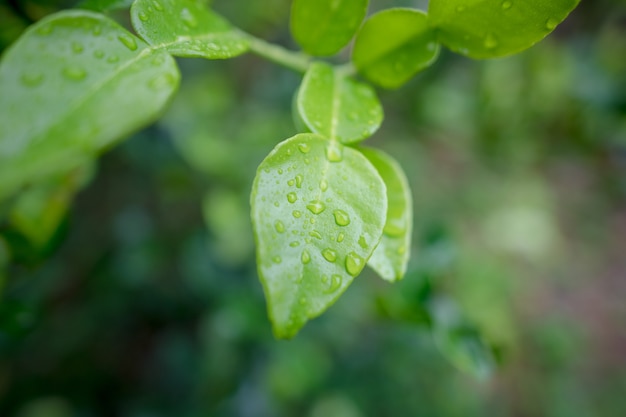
[251,133,387,338]
[0,11,179,200]
[131,0,249,59]
[296,62,383,144]
[428,0,581,59]
[352,8,439,89]
[360,147,412,282]
[290,0,368,56]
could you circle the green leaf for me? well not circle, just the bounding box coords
[359,148,412,282]
[352,8,440,89]
[79,0,135,12]
[131,0,249,59]
[428,0,581,59]
[0,11,179,200]
[251,133,387,338]
[290,0,368,56]
[296,62,383,144]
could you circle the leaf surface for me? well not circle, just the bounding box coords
[0,11,179,200]
[131,0,249,59]
[297,62,383,144]
[360,148,412,282]
[251,134,387,338]
[352,8,439,89]
[290,0,368,56]
[428,0,581,58]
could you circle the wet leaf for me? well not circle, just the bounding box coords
[428,0,581,58]
[296,62,383,144]
[251,133,387,338]
[0,11,179,200]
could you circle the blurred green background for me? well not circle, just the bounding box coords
[1,0,625,416]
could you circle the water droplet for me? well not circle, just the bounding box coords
[287,192,297,203]
[295,174,303,188]
[273,256,282,264]
[326,142,343,162]
[501,1,512,10]
[289,241,301,247]
[320,179,328,192]
[359,236,369,249]
[118,34,138,51]
[298,143,311,154]
[71,42,84,54]
[94,50,104,59]
[337,232,345,243]
[37,25,52,36]
[275,221,285,233]
[333,210,350,226]
[138,12,149,21]
[345,252,364,277]
[20,72,44,87]
[62,66,87,81]
[288,179,295,186]
[324,274,342,294]
[306,200,326,215]
[546,18,558,30]
[277,168,284,175]
[309,230,322,240]
[322,248,337,263]
[484,33,498,49]
[180,7,198,28]
[107,55,120,64]
[301,250,311,264]
[148,73,175,91]
[292,210,302,218]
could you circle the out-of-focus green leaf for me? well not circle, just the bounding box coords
[290,0,368,56]
[360,147,412,282]
[429,297,496,378]
[428,0,581,58]
[296,62,383,144]
[0,11,179,201]
[131,0,249,59]
[79,0,135,12]
[251,134,386,338]
[352,8,439,89]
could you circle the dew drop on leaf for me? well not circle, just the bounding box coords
[93,50,104,59]
[107,55,120,64]
[326,142,343,162]
[501,1,512,10]
[309,230,322,240]
[322,248,337,263]
[337,232,345,242]
[20,72,44,87]
[484,33,498,49]
[288,179,295,186]
[358,236,368,249]
[273,256,282,264]
[274,221,285,233]
[306,200,326,215]
[152,0,164,11]
[289,241,300,247]
[333,209,350,226]
[62,66,87,81]
[298,143,311,154]
[117,34,138,51]
[71,42,84,54]
[295,174,303,188]
[345,252,364,276]
[546,18,558,30]
[323,274,342,294]
[292,210,302,218]
[301,250,311,264]
[287,192,297,203]
[138,12,149,21]
[320,179,328,192]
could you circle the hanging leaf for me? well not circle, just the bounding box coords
[290,0,368,56]
[131,0,249,59]
[0,10,179,200]
[296,62,383,144]
[360,147,412,282]
[251,133,387,338]
[352,8,440,89]
[428,0,581,58]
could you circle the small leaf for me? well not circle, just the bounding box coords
[428,0,581,58]
[0,11,179,200]
[251,133,387,338]
[131,0,249,59]
[290,0,368,56]
[296,62,383,144]
[360,147,412,282]
[352,8,440,89]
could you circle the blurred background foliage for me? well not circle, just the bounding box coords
[1,0,625,416]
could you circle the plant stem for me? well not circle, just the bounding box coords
[245,34,311,74]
